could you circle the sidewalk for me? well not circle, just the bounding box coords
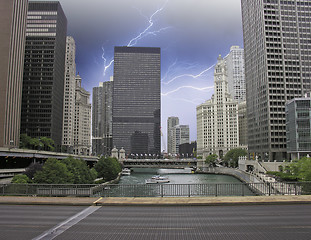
[1,195,311,206]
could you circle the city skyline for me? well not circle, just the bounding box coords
[31,0,244,149]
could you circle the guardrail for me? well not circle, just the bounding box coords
[1,182,310,197]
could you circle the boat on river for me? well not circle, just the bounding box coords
[121,168,131,176]
[145,175,170,184]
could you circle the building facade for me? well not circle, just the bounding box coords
[62,36,76,153]
[225,46,246,103]
[73,75,91,155]
[197,55,239,158]
[170,125,190,155]
[92,80,113,156]
[238,101,248,148]
[112,47,161,156]
[179,141,197,157]
[286,97,311,160]
[21,1,67,150]
[241,0,311,160]
[0,0,28,148]
[167,116,179,154]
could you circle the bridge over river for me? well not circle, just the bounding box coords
[122,158,197,169]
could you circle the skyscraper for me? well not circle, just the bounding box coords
[241,0,311,160]
[170,125,190,155]
[73,75,91,155]
[0,0,28,148]
[92,80,113,156]
[286,97,311,160]
[225,46,246,103]
[21,1,67,150]
[62,36,76,153]
[113,46,161,156]
[197,55,239,158]
[167,116,179,154]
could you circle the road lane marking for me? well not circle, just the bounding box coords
[32,206,101,240]
[93,197,103,205]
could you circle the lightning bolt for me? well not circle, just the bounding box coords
[162,63,215,85]
[161,85,214,96]
[102,0,170,78]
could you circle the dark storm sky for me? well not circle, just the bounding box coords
[32,0,244,151]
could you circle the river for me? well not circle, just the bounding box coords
[119,168,243,185]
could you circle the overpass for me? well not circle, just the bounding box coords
[0,147,98,168]
[122,158,197,169]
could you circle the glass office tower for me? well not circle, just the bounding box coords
[241,0,311,160]
[21,1,67,150]
[113,47,161,156]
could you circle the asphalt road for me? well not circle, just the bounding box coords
[1,205,311,240]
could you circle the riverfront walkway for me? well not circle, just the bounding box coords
[1,195,311,206]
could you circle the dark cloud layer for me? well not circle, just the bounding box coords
[31,0,244,149]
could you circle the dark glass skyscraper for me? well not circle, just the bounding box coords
[113,47,161,156]
[21,1,67,150]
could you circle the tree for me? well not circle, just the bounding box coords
[20,134,32,149]
[62,157,96,184]
[40,137,55,151]
[12,174,30,184]
[25,162,43,180]
[289,157,311,181]
[223,148,247,168]
[34,158,74,184]
[94,157,121,182]
[205,154,218,167]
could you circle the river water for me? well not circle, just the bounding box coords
[119,168,243,185]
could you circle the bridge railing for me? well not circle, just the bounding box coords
[1,182,310,197]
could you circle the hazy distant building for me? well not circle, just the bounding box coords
[62,36,76,153]
[112,46,161,156]
[92,80,113,156]
[225,46,246,103]
[167,116,179,154]
[0,0,28,148]
[286,97,311,160]
[170,125,190,155]
[73,75,91,155]
[241,0,311,160]
[21,1,67,150]
[197,55,239,158]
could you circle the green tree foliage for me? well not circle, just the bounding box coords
[25,162,43,180]
[34,158,74,184]
[223,148,247,168]
[62,157,96,184]
[19,134,55,151]
[94,157,121,182]
[289,157,311,181]
[33,157,97,184]
[12,174,30,184]
[40,137,55,151]
[205,154,218,167]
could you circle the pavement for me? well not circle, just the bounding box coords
[1,195,311,206]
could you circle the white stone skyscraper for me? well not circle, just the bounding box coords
[197,55,239,158]
[62,36,76,153]
[73,75,91,155]
[241,0,311,160]
[225,46,246,103]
